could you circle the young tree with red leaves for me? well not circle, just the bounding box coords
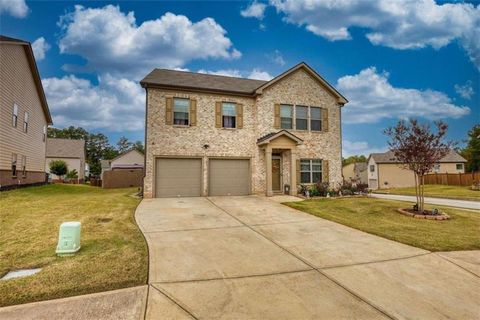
[384,119,455,212]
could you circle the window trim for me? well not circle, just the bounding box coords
[280,104,293,130]
[456,163,464,170]
[300,159,322,184]
[11,153,17,178]
[310,106,322,132]
[43,125,47,142]
[279,104,323,132]
[21,155,26,177]
[172,97,190,126]
[370,165,375,172]
[221,102,237,129]
[13,104,18,127]
[23,111,29,133]
[295,105,309,131]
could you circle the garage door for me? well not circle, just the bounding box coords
[155,158,202,197]
[209,159,250,196]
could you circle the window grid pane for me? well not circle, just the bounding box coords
[310,107,321,119]
[173,98,189,125]
[280,105,292,117]
[222,103,236,116]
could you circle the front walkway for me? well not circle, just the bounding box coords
[370,193,480,210]
[136,196,480,319]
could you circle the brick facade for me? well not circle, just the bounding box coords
[144,67,344,198]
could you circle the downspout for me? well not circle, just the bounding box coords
[339,103,343,187]
[143,88,148,181]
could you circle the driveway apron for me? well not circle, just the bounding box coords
[135,196,480,319]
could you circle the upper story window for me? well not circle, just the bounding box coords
[12,104,18,127]
[23,112,29,133]
[12,153,17,177]
[222,102,237,128]
[43,125,47,142]
[370,165,375,172]
[280,104,293,129]
[295,106,308,130]
[456,163,463,170]
[300,159,322,184]
[433,164,440,173]
[173,98,189,126]
[310,107,322,131]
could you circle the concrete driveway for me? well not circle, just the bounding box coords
[136,196,480,319]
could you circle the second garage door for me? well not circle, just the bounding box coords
[209,159,250,196]
[155,158,202,197]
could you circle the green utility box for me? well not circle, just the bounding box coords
[56,221,81,255]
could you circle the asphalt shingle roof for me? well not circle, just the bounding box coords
[370,150,467,163]
[46,138,85,159]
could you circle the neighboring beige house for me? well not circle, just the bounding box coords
[0,35,53,190]
[343,162,367,184]
[45,138,86,182]
[100,149,144,179]
[140,62,348,198]
[367,150,467,190]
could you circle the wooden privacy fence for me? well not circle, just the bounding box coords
[424,172,479,186]
[102,169,144,189]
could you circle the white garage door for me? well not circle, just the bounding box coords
[155,158,202,197]
[209,159,250,196]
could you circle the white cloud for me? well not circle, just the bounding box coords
[338,67,470,124]
[0,0,28,18]
[343,140,386,157]
[267,50,285,66]
[241,1,267,19]
[270,0,480,70]
[42,75,144,132]
[198,68,273,80]
[58,5,241,79]
[31,37,51,61]
[455,81,475,100]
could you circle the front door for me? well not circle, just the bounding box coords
[272,158,281,191]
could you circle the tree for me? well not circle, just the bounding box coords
[384,119,455,212]
[342,155,367,166]
[460,124,480,172]
[132,141,145,154]
[49,160,68,180]
[117,136,133,153]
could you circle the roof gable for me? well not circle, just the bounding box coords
[110,149,144,163]
[257,130,303,145]
[254,62,348,105]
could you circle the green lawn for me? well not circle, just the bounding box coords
[373,184,479,201]
[0,184,148,307]
[285,197,480,252]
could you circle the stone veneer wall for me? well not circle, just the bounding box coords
[144,68,343,198]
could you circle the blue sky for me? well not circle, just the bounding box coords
[1,0,478,156]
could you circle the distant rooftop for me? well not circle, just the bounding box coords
[46,138,85,159]
[370,150,467,163]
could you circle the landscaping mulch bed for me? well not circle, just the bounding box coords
[397,208,450,220]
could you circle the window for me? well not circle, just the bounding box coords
[12,104,18,127]
[456,163,463,170]
[222,102,236,128]
[11,154,17,177]
[43,125,46,142]
[370,165,375,172]
[21,155,26,177]
[433,164,440,173]
[173,98,189,125]
[300,159,322,184]
[280,104,293,129]
[310,107,322,131]
[23,112,28,133]
[296,106,308,130]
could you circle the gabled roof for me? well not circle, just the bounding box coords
[110,149,144,162]
[140,69,266,96]
[257,130,303,145]
[46,138,85,159]
[1,35,53,124]
[255,62,348,105]
[369,150,467,164]
[140,62,348,104]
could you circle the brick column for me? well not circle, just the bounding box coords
[290,149,297,195]
[266,147,273,196]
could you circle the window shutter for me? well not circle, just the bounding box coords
[274,104,280,129]
[322,160,329,183]
[215,102,222,128]
[236,103,244,128]
[296,159,301,185]
[322,108,329,132]
[189,99,197,126]
[165,97,173,125]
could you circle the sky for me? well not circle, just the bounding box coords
[1,0,479,156]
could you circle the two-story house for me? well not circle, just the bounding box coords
[140,62,348,198]
[0,35,53,190]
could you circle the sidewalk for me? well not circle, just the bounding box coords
[370,193,480,210]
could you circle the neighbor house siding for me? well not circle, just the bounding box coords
[255,68,343,192]
[0,43,48,186]
[45,158,83,180]
[111,150,144,167]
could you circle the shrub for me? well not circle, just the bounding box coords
[65,169,78,180]
[356,183,369,193]
[315,182,330,197]
[49,160,68,178]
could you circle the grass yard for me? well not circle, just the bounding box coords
[285,197,480,252]
[373,184,479,201]
[0,184,147,307]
